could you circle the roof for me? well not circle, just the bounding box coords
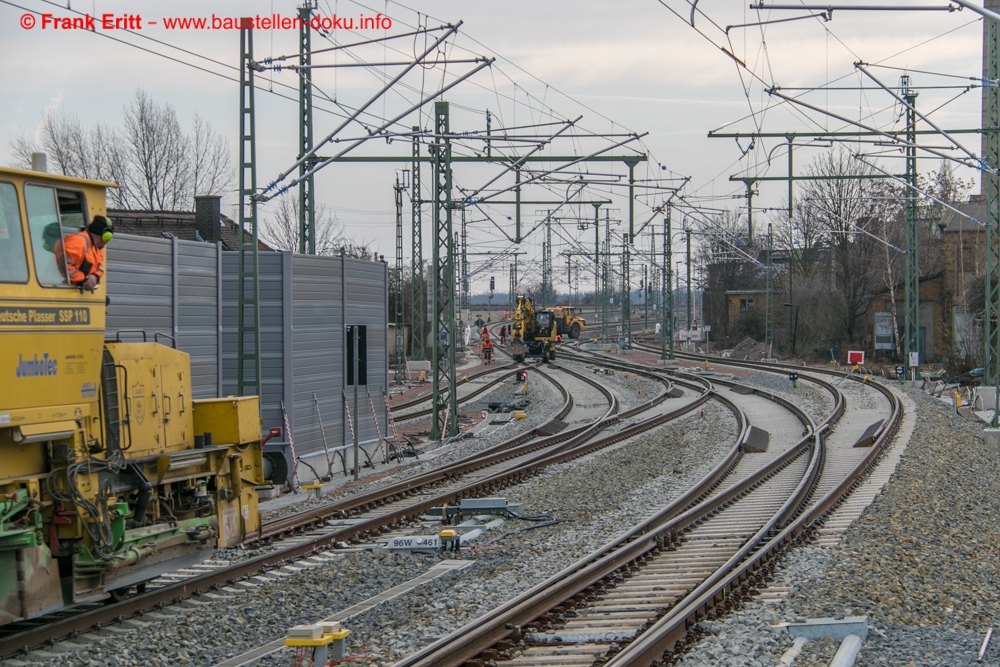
[0,165,118,189]
[938,196,986,234]
[107,209,274,252]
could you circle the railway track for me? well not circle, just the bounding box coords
[389,347,902,667]
[390,362,519,423]
[0,350,715,661]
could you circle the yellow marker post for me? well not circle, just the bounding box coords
[285,624,350,663]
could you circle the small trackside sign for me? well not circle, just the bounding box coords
[385,536,440,550]
[847,351,865,365]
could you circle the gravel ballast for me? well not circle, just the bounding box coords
[675,384,1000,667]
[32,396,737,667]
[261,375,564,524]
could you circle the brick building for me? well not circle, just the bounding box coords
[107,195,273,251]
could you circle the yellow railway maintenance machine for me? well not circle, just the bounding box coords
[0,166,265,626]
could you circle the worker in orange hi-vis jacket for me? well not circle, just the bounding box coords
[482,337,494,365]
[53,215,113,292]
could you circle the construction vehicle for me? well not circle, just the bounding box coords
[508,294,557,363]
[0,166,265,625]
[549,306,587,339]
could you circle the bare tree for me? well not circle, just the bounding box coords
[8,88,234,212]
[9,132,36,169]
[120,89,192,210]
[190,114,233,196]
[798,148,889,345]
[259,192,375,258]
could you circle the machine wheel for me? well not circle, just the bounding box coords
[513,354,525,363]
[549,348,556,361]
[263,452,290,486]
[569,323,581,339]
[106,587,131,602]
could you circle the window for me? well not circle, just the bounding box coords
[740,298,754,310]
[0,183,28,283]
[25,185,88,287]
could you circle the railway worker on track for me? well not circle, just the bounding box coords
[482,335,494,365]
[52,215,113,291]
[499,325,507,346]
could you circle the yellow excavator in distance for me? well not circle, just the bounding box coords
[508,294,557,363]
[547,306,586,339]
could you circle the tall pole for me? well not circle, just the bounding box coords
[509,263,515,313]
[460,207,469,310]
[765,222,774,356]
[410,127,425,360]
[566,255,572,307]
[352,325,360,480]
[515,166,522,243]
[601,209,611,340]
[746,181,755,245]
[297,4,315,254]
[903,76,921,378]
[621,232,631,348]
[643,264,648,330]
[984,0,1000,425]
[430,101,457,440]
[394,175,405,383]
[237,19,261,399]
[624,157,640,238]
[661,211,673,360]
[542,213,553,305]
[686,229,692,333]
[593,203,601,317]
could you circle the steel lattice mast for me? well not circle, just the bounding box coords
[765,222,774,356]
[986,1,1000,423]
[394,174,406,383]
[902,77,921,376]
[620,232,631,346]
[429,101,458,440]
[411,128,425,361]
[661,210,673,360]
[297,4,316,255]
[237,19,262,398]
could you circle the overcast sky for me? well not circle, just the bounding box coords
[0,0,988,293]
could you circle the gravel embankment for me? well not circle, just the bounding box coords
[676,385,1000,667]
[261,377,563,524]
[261,400,739,665]
[40,400,737,667]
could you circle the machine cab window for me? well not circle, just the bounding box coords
[0,182,28,284]
[24,185,88,287]
[536,311,552,332]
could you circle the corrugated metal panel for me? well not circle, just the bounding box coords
[176,240,220,398]
[106,234,221,398]
[105,234,173,340]
[290,254,343,467]
[344,258,388,445]
[221,252,286,433]
[219,252,389,481]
